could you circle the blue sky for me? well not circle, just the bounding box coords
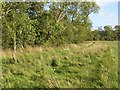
[89,0,119,29]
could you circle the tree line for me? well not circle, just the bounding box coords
[89,25,120,41]
[1,2,119,50]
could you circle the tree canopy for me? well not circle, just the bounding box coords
[1,2,119,50]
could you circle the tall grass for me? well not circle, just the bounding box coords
[1,41,118,88]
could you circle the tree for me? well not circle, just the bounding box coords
[114,25,120,40]
[2,2,100,49]
[104,25,114,41]
[2,2,36,49]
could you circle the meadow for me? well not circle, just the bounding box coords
[1,41,118,88]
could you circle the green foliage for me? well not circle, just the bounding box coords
[2,2,100,49]
[89,25,119,41]
[2,2,119,50]
[2,2,36,49]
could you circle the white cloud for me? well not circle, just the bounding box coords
[89,0,118,28]
[92,0,117,26]
[91,0,119,7]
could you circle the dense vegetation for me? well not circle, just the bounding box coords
[1,1,119,89]
[1,2,119,50]
[1,41,118,88]
[89,25,120,41]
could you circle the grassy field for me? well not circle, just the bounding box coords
[0,41,118,88]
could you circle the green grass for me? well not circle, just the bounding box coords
[1,41,118,88]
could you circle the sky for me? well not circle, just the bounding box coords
[89,0,119,29]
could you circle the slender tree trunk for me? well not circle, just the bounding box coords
[13,30,17,62]
[13,33,16,52]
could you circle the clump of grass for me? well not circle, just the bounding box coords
[51,59,59,67]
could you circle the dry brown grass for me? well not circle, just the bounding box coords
[1,41,108,59]
[72,41,108,55]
